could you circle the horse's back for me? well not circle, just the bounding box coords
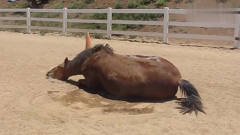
[102,54,181,82]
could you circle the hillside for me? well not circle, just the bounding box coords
[1,0,240,9]
[0,0,239,42]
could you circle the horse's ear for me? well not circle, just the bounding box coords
[85,32,91,50]
[64,57,69,67]
[104,43,109,47]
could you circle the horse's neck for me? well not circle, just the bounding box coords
[82,51,112,69]
[65,52,102,77]
[65,59,82,77]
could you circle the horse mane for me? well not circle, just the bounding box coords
[67,43,113,69]
[91,43,114,54]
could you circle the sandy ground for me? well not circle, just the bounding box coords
[0,31,239,135]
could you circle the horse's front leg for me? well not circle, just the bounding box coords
[78,79,99,94]
[78,79,88,88]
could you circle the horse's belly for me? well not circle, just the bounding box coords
[135,82,178,99]
[140,86,178,99]
[103,78,179,99]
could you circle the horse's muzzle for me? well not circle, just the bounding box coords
[46,72,53,79]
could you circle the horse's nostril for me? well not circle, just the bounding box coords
[46,72,52,77]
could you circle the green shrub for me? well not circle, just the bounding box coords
[84,0,94,4]
[139,0,151,5]
[113,12,161,21]
[128,1,139,8]
[175,0,183,3]
[216,0,227,3]
[47,13,60,18]
[156,0,168,7]
[68,22,106,30]
[113,13,129,20]
[112,24,128,31]
[126,24,142,29]
[52,2,63,9]
[5,2,18,8]
[67,2,85,9]
[137,5,149,9]
[17,2,29,8]
[186,0,194,3]
[32,12,59,18]
[92,13,107,19]
[232,3,240,8]
[93,33,105,39]
[114,1,123,9]
[40,31,47,36]
[96,6,104,9]
[31,12,45,17]
[174,6,180,9]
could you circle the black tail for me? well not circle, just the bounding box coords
[177,79,205,115]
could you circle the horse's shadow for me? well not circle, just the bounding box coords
[66,79,178,104]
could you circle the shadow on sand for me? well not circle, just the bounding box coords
[65,79,178,104]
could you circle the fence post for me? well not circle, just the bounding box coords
[163,7,169,44]
[107,7,112,39]
[233,14,240,49]
[26,8,31,33]
[62,8,68,35]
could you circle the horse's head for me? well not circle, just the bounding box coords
[46,57,69,80]
[46,39,113,81]
[46,33,92,80]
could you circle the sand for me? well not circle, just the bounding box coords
[0,31,239,135]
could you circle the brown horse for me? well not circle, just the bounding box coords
[47,44,205,115]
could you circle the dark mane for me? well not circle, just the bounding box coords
[67,44,113,69]
[91,43,114,54]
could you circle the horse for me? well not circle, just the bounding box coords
[46,44,205,115]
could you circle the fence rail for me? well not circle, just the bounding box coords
[0,7,239,48]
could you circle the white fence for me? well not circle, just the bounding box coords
[0,7,240,48]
